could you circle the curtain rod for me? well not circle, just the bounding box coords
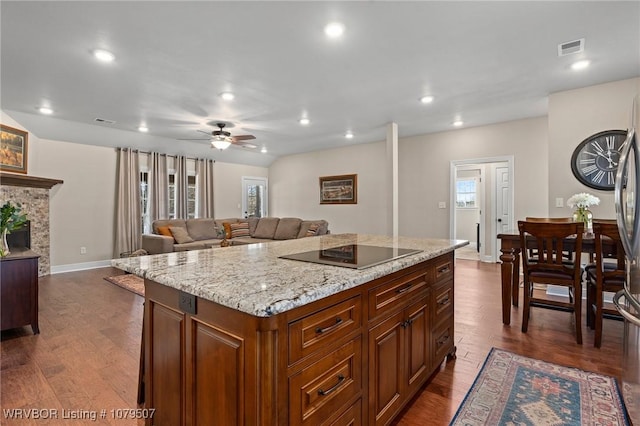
[117,148,215,163]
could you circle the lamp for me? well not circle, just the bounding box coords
[211,136,232,150]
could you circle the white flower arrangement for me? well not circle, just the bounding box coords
[567,192,600,209]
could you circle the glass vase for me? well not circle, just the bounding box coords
[0,228,9,257]
[572,207,593,235]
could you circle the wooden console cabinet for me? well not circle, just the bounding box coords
[0,248,40,334]
[143,251,455,425]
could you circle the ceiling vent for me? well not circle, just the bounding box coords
[94,117,116,124]
[558,38,584,57]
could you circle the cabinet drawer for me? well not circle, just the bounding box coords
[368,269,427,320]
[289,337,362,426]
[432,321,454,367]
[289,296,362,364]
[325,398,361,426]
[432,280,453,326]
[429,253,453,284]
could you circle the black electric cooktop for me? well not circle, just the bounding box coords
[279,244,422,270]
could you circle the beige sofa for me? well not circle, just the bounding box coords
[141,217,329,254]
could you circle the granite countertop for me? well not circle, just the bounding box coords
[111,233,468,317]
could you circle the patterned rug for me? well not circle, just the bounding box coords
[450,348,629,425]
[104,274,144,297]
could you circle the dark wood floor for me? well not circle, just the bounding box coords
[1,260,623,425]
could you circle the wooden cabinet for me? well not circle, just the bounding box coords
[0,249,39,334]
[142,251,456,425]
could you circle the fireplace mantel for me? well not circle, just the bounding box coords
[0,172,63,189]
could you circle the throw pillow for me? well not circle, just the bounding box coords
[306,223,320,237]
[169,226,194,244]
[157,226,173,238]
[230,222,250,238]
[222,222,233,239]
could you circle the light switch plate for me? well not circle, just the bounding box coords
[555,198,564,208]
[438,202,446,209]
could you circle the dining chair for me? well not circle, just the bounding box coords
[519,220,585,344]
[586,220,625,348]
[524,217,574,264]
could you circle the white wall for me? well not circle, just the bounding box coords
[548,77,640,219]
[269,143,388,235]
[1,110,268,270]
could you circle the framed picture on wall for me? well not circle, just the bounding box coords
[0,124,28,174]
[319,174,357,204]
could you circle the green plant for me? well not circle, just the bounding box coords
[0,201,27,234]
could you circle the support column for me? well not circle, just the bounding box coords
[386,122,399,238]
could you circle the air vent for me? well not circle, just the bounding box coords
[94,118,116,124]
[558,38,584,57]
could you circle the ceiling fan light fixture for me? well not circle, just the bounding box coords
[211,138,232,150]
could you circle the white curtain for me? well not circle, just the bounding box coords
[175,155,188,219]
[149,152,168,221]
[114,148,141,257]
[196,158,215,218]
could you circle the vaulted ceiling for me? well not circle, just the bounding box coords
[1,1,639,167]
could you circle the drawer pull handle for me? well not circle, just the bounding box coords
[437,265,451,275]
[396,284,412,294]
[437,333,450,346]
[401,318,414,328]
[316,317,343,334]
[437,295,450,306]
[318,374,345,396]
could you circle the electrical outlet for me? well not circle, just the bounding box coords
[438,201,446,209]
[80,246,87,254]
[555,198,564,208]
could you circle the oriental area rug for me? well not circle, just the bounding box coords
[104,274,144,297]
[450,348,629,425]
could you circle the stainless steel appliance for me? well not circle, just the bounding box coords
[614,94,640,424]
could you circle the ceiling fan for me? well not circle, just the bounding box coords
[179,122,257,150]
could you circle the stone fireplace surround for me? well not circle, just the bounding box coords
[0,173,63,276]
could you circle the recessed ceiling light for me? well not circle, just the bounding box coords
[37,107,53,115]
[453,120,464,127]
[219,92,235,101]
[138,125,149,133]
[299,117,310,125]
[261,147,267,153]
[345,131,354,139]
[420,96,434,104]
[324,22,345,38]
[571,60,590,70]
[92,49,115,62]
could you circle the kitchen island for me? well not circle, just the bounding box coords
[112,233,467,426]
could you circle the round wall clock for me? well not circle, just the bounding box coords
[570,129,628,191]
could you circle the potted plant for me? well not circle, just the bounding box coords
[0,201,27,257]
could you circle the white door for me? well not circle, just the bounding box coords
[495,166,512,259]
[241,177,268,218]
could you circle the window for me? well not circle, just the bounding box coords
[140,172,150,233]
[168,174,197,219]
[456,178,477,208]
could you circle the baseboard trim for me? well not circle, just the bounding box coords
[50,260,112,274]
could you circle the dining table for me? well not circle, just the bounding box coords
[497,229,599,325]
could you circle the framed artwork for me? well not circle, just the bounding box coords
[1,125,28,174]
[319,174,357,204]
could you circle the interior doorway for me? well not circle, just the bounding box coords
[450,156,514,262]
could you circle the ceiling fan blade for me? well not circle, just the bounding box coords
[177,138,210,141]
[234,141,258,149]
[197,129,213,136]
[231,134,256,141]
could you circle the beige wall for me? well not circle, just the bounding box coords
[213,162,268,218]
[548,77,640,219]
[269,143,388,235]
